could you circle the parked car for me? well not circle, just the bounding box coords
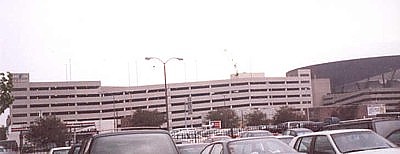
[49,147,71,154]
[282,128,313,137]
[272,135,294,144]
[79,129,179,154]
[239,130,273,138]
[68,144,81,154]
[201,136,301,154]
[289,129,400,154]
[0,145,17,154]
[0,140,18,154]
[177,143,208,154]
[323,117,400,145]
[203,135,231,143]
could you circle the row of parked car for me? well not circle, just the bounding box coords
[48,117,400,154]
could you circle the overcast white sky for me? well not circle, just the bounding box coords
[1,0,400,125]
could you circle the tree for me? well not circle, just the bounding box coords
[25,116,70,148]
[122,109,166,127]
[0,126,7,140]
[205,108,239,128]
[333,105,360,120]
[245,110,269,126]
[272,106,306,124]
[0,72,14,114]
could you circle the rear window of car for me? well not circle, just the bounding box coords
[91,133,178,154]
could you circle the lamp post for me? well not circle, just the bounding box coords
[145,57,183,131]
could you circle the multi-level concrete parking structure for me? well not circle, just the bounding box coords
[8,69,315,139]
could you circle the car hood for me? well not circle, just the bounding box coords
[348,148,400,154]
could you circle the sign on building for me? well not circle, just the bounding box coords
[367,104,386,116]
[210,121,221,129]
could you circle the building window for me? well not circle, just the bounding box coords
[133,90,146,94]
[250,89,268,92]
[76,86,99,89]
[50,86,75,90]
[191,85,209,89]
[269,81,285,84]
[272,102,286,105]
[171,94,189,99]
[212,91,229,95]
[30,113,39,116]
[15,96,27,100]
[286,81,299,84]
[301,87,311,90]
[12,105,27,109]
[232,97,249,100]
[77,110,101,114]
[231,82,248,86]
[288,101,301,105]
[12,88,27,91]
[30,87,49,91]
[251,96,268,99]
[271,88,285,91]
[30,104,50,108]
[149,96,165,100]
[211,84,229,88]
[12,114,27,117]
[171,87,189,91]
[13,122,27,125]
[287,88,300,91]
[192,100,210,104]
[250,82,266,85]
[148,89,165,93]
[288,95,300,98]
[301,80,310,83]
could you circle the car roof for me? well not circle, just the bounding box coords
[273,135,294,139]
[287,128,312,131]
[214,136,279,143]
[176,143,208,147]
[296,129,372,137]
[93,129,169,138]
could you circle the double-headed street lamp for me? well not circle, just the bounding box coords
[145,57,183,131]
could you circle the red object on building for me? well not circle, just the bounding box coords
[211,121,221,129]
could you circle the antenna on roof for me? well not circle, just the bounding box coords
[224,49,239,76]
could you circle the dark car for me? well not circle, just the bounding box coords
[177,143,208,154]
[282,128,313,137]
[79,129,179,154]
[200,136,301,154]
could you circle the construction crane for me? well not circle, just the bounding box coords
[224,49,239,76]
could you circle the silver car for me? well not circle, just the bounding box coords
[289,129,400,154]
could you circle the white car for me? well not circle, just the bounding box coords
[289,129,400,154]
[48,147,71,154]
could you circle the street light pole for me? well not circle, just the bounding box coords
[145,57,183,131]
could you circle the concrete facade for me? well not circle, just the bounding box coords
[8,70,317,139]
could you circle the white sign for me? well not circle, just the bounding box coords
[367,104,386,116]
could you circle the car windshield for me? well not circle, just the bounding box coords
[91,133,178,154]
[332,131,395,153]
[296,130,312,136]
[228,138,297,154]
[53,149,69,154]
[177,144,207,154]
